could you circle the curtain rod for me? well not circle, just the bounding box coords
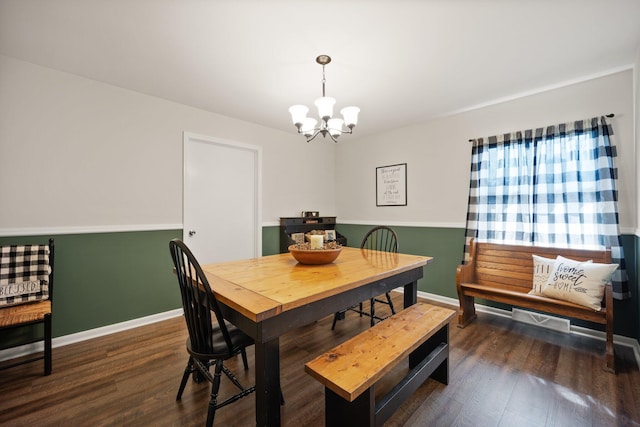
[468,114,616,142]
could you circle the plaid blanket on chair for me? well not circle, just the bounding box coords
[0,245,51,306]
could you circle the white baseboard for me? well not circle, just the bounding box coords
[0,308,183,363]
[414,289,640,368]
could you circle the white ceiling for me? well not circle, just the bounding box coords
[1,0,640,139]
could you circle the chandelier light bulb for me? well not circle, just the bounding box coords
[288,105,309,127]
[340,106,360,128]
[327,118,344,138]
[314,97,335,121]
[301,118,317,137]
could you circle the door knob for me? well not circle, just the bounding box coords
[188,230,196,236]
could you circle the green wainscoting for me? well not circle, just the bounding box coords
[0,229,182,347]
[2,226,638,350]
[261,225,280,256]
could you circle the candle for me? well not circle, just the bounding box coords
[309,235,323,249]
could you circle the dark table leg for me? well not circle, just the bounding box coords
[403,280,418,307]
[255,337,281,427]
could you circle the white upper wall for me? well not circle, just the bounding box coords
[1,55,635,234]
[336,70,636,232]
[0,55,337,233]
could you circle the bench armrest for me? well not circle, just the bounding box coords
[456,238,477,286]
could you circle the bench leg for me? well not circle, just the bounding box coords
[605,342,615,374]
[604,285,615,374]
[44,313,52,376]
[457,294,477,328]
[604,317,615,373]
[409,323,449,385]
[326,386,374,427]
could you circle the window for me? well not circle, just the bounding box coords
[463,117,629,299]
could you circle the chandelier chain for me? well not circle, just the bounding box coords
[321,65,326,97]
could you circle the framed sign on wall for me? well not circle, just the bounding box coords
[376,163,407,206]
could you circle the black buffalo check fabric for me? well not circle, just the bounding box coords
[0,244,51,306]
[463,116,629,299]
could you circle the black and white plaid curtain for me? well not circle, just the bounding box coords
[463,116,629,299]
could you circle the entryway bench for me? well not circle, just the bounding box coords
[456,239,615,373]
[305,302,455,427]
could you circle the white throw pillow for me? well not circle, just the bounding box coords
[529,255,592,296]
[541,257,618,311]
[529,255,556,296]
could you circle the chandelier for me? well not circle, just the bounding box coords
[288,55,360,143]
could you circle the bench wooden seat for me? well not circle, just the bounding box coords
[456,239,615,373]
[0,300,51,327]
[305,302,455,427]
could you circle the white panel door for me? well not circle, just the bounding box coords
[183,133,261,264]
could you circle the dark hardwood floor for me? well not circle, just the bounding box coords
[1,295,638,426]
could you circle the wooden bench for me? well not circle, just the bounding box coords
[456,239,615,373]
[305,302,455,427]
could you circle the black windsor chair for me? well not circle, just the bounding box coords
[169,239,256,427]
[331,226,399,329]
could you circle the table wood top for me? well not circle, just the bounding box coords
[201,247,432,323]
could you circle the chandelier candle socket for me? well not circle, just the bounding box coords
[289,55,360,143]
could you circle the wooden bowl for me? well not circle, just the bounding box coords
[288,245,342,265]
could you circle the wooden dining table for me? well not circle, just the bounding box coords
[200,246,433,427]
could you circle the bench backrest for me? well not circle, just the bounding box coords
[470,240,611,293]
